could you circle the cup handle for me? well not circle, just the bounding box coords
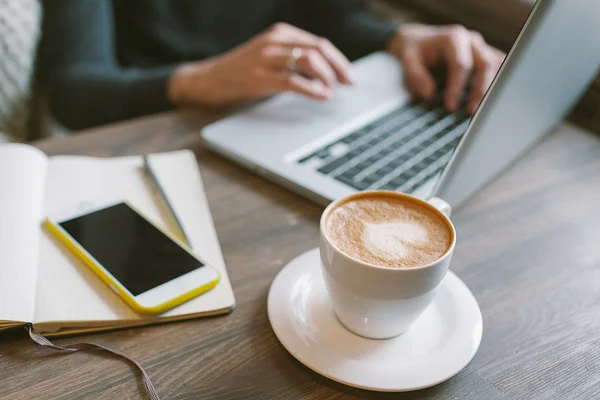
[427,197,452,218]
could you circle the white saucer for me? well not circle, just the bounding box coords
[267,248,483,392]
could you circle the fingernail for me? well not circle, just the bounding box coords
[346,72,356,85]
[321,87,333,98]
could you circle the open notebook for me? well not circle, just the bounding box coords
[0,144,235,337]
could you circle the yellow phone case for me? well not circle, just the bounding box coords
[43,204,220,316]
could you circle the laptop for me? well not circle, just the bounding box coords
[203,0,600,210]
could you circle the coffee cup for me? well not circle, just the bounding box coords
[319,191,455,339]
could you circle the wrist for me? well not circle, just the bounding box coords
[168,64,191,106]
[387,23,424,55]
[387,26,405,55]
[168,60,214,106]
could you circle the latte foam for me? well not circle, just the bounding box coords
[325,193,452,268]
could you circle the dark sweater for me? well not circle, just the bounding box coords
[41,0,398,130]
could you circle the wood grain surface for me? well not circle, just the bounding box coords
[1,110,599,400]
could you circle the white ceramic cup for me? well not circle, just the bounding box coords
[319,191,456,339]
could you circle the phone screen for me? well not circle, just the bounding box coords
[59,202,204,296]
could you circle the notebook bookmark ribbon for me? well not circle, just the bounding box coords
[27,326,160,400]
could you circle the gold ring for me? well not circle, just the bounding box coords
[286,47,303,72]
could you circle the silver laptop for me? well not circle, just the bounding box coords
[203,0,600,210]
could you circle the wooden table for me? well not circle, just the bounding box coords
[1,111,600,399]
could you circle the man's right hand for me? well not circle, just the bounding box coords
[168,23,354,108]
[388,23,505,115]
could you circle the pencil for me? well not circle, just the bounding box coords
[142,155,191,247]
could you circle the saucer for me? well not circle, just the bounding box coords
[267,248,482,392]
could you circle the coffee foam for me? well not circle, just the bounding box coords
[325,194,451,268]
[364,221,429,260]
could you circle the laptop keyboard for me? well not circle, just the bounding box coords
[297,97,470,194]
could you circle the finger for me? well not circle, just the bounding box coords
[399,46,436,100]
[442,26,474,111]
[492,48,507,71]
[297,49,337,87]
[264,23,354,84]
[314,38,354,85]
[269,72,333,100]
[282,39,353,85]
[467,33,497,115]
[263,46,337,87]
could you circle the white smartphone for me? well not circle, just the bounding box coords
[44,198,220,315]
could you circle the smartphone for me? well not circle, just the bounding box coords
[44,199,220,315]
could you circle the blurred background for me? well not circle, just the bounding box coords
[1,0,598,143]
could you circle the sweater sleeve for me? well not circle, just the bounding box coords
[41,0,176,131]
[293,0,399,60]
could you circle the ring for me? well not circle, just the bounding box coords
[286,47,303,73]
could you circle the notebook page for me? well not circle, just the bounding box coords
[33,150,235,325]
[0,144,47,323]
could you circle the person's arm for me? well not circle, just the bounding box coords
[293,0,399,60]
[41,0,176,131]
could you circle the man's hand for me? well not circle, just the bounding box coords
[389,23,505,114]
[169,23,354,108]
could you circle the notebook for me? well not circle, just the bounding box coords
[0,144,236,337]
